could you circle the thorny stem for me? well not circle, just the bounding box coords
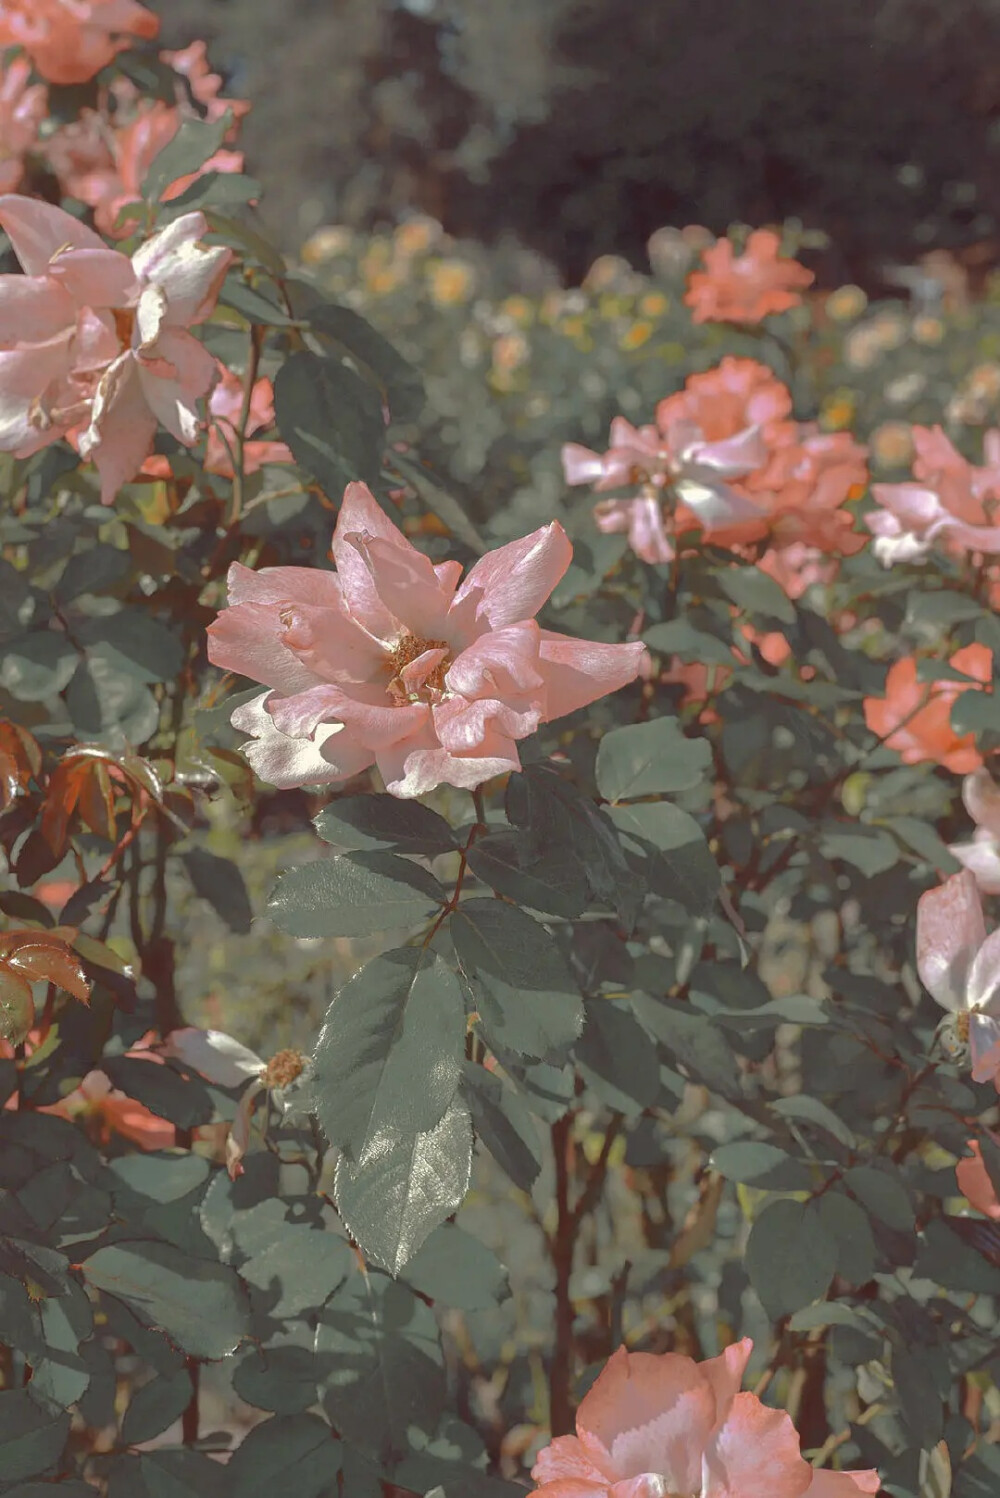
[421,790,489,949]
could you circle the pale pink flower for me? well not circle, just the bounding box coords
[0,194,231,501]
[948,768,1000,895]
[916,868,1000,1089]
[956,1134,1000,1219]
[684,229,815,324]
[0,56,46,194]
[531,1338,879,1497]
[593,491,676,565]
[205,364,293,477]
[208,482,646,798]
[866,425,1000,564]
[0,0,159,85]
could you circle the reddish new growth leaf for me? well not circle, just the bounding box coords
[0,720,40,810]
[0,928,90,1045]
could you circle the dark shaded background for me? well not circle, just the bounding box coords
[153,0,1000,285]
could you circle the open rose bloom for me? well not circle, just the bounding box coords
[684,229,815,324]
[866,425,1000,565]
[0,195,230,501]
[862,643,991,773]
[0,56,47,193]
[562,358,867,564]
[917,869,1000,1090]
[208,482,646,798]
[0,0,159,85]
[949,768,1000,894]
[531,1338,878,1497]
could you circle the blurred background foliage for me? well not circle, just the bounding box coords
[152,0,1000,285]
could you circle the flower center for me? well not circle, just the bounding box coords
[956,1010,971,1043]
[113,307,136,347]
[263,1048,305,1090]
[385,631,451,705]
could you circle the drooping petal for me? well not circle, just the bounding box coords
[207,602,326,694]
[226,1078,265,1179]
[77,352,158,504]
[969,1011,1000,1086]
[948,832,1000,896]
[229,691,373,788]
[537,631,646,721]
[136,326,217,445]
[562,442,610,486]
[0,334,76,454]
[968,927,1000,1015]
[432,694,540,754]
[0,193,108,274]
[916,871,987,1013]
[267,683,427,749]
[375,718,521,798]
[702,1393,813,1498]
[450,522,573,633]
[226,560,346,611]
[162,1027,264,1087]
[575,1347,717,1491]
[130,210,232,325]
[963,768,1000,838]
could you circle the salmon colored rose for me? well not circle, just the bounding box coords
[866,425,1000,565]
[863,644,992,774]
[684,229,815,324]
[531,1338,879,1497]
[208,481,646,799]
[0,0,159,85]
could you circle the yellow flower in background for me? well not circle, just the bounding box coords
[501,295,534,325]
[427,258,476,306]
[912,315,945,345]
[825,284,868,321]
[557,315,587,339]
[639,290,669,317]
[870,420,915,468]
[820,389,856,430]
[598,293,631,320]
[301,225,355,265]
[394,217,441,257]
[619,320,654,350]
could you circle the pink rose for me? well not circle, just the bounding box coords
[207,482,646,799]
[916,868,1000,1090]
[531,1338,879,1497]
[949,768,1000,895]
[866,425,1000,564]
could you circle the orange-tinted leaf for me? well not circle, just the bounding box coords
[0,721,41,809]
[0,963,34,1045]
[77,760,116,840]
[40,759,89,856]
[0,933,90,1004]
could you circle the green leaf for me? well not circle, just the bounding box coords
[0,633,78,701]
[121,1368,193,1446]
[914,1218,1000,1294]
[76,611,183,685]
[161,170,261,216]
[313,795,456,855]
[452,899,584,1060]
[226,1413,339,1498]
[596,717,712,802]
[240,1223,354,1319]
[0,1392,69,1482]
[814,1190,878,1286]
[770,1094,856,1148]
[643,617,736,665]
[274,349,385,492]
[0,966,34,1046]
[315,1272,445,1461]
[574,999,662,1113]
[102,1057,215,1131]
[819,827,900,877]
[110,1152,210,1204]
[66,653,159,745]
[459,1063,541,1191]
[233,1342,318,1415]
[219,272,297,327]
[466,829,590,918]
[745,1198,837,1318]
[401,1224,509,1311]
[334,1100,473,1275]
[142,111,233,201]
[631,993,740,1097]
[608,802,720,913]
[267,852,445,938]
[309,947,465,1158]
[80,1240,250,1359]
[139,1448,225,1498]
[843,1164,914,1231]
[951,688,1000,737]
[179,847,253,933]
[709,1141,814,1190]
[386,450,487,555]
[305,301,425,423]
[717,566,796,623]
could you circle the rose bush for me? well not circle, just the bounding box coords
[0,19,999,1498]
